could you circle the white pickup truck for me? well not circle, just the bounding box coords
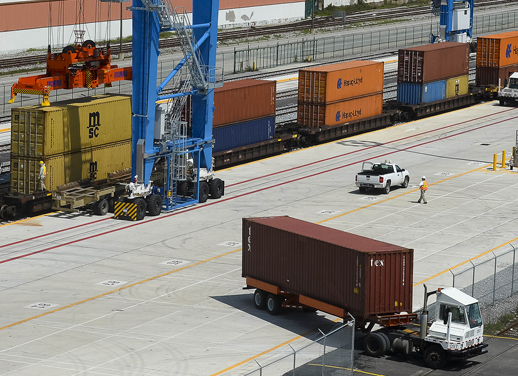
[355,161,410,194]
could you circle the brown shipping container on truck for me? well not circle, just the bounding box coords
[398,42,469,84]
[212,79,276,127]
[476,64,518,87]
[10,141,131,194]
[297,93,383,128]
[11,95,132,158]
[298,61,384,103]
[242,216,413,318]
[446,75,469,98]
[476,31,518,68]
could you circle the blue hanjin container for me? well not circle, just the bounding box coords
[212,116,275,153]
[397,80,446,105]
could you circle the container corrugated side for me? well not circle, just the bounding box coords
[10,141,131,194]
[213,80,276,127]
[212,116,275,153]
[298,61,384,103]
[297,94,383,128]
[10,95,132,158]
[398,42,469,83]
[397,81,446,105]
[446,75,469,98]
[476,31,518,68]
[242,216,413,318]
[475,64,518,87]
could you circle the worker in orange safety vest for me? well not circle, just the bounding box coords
[418,176,427,204]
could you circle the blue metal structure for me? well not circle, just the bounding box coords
[130,0,219,210]
[432,0,474,43]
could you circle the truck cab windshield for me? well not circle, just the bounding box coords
[466,302,482,328]
[509,77,518,89]
[439,304,466,324]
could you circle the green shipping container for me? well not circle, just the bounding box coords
[11,95,132,158]
[446,75,469,98]
[10,141,132,194]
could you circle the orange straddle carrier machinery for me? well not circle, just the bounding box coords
[8,40,132,106]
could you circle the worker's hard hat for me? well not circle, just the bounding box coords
[422,176,426,179]
[39,161,44,164]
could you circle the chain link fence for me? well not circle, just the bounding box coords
[222,318,355,376]
[233,9,518,73]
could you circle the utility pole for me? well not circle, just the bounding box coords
[311,0,315,34]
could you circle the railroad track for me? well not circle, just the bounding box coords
[0,0,513,71]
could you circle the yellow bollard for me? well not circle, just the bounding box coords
[503,150,506,168]
[253,62,257,71]
[494,154,497,171]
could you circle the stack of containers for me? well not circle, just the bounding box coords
[397,42,470,105]
[10,95,132,194]
[297,61,384,128]
[476,31,518,87]
[212,79,276,153]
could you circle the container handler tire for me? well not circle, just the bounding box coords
[424,344,447,369]
[135,198,147,220]
[364,332,388,357]
[383,181,391,194]
[253,289,266,310]
[199,182,209,203]
[266,294,282,315]
[209,178,223,199]
[177,181,189,196]
[93,198,109,216]
[146,194,162,216]
[401,177,409,188]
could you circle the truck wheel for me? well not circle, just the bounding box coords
[266,294,282,315]
[500,99,505,106]
[364,332,388,357]
[146,194,162,216]
[93,198,109,216]
[198,182,209,203]
[401,177,409,188]
[424,344,447,369]
[209,178,223,199]
[135,198,147,220]
[383,181,391,194]
[253,289,266,310]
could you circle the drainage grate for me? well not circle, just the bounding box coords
[481,143,490,146]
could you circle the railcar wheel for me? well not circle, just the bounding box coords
[266,294,282,315]
[401,177,409,188]
[146,194,162,216]
[135,198,147,220]
[253,289,266,310]
[383,181,391,194]
[424,344,447,369]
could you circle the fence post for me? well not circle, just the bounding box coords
[318,328,326,376]
[348,313,355,376]
[493,254,497,305]
[512,246,516,296]
[471,260,476,297]
[450,269,455,287]
[289,344,296,375]
[3,85,5,115]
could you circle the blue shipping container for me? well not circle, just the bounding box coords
[212,116,275,153]
[397,80,446,105]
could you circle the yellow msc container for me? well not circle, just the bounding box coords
[446,75,469,98]
[10,140,132,194]
[11,94,132,158]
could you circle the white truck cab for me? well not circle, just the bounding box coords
[498,72,518,106]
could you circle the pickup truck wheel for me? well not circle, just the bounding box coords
[424,344,447,369]
[364,332,388,357]
[93,198,109,216]
[266,294,282,315]
[359,187,366,193]
[383,181,391,194]
[253,289,266,310]
[401,177,409,188]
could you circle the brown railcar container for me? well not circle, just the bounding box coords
[476,31,518,68]
[475,64,518,87]
[298,61,384,103]
[398,42,469,84]
[242,216,413,318]
[297,94,383,128]
[213,79,276,127]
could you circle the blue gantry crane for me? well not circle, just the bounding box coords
[119,0,224,219]
[431,0,474,45]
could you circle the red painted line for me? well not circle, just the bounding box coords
[2,110,516,263]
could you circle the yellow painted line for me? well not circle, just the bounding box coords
[485,335,518,341]
[0,211,54,228]
[0,247,242,332]
[308,364,385,375]
[0,128,9,132]
[277,77,297,82]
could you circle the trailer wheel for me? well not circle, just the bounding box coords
[266,294,282,315]
[253,289,266,310]
[383,181,391,194]
[364,332,388,357]
[209,178,223,199]
[135,198,147,220]
[146,194,162,216]
[424,344,447,369]
[93,198,109,216]
[401,177,409,188]
[199,181,209,203]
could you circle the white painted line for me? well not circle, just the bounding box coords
[25,302,59,310]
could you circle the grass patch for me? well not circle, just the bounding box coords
[0,67,45,76]
[484,309,518,335]
[315,0,430,16]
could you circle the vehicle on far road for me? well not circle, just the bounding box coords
[498,72,518,106]
[355,161,410,194]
